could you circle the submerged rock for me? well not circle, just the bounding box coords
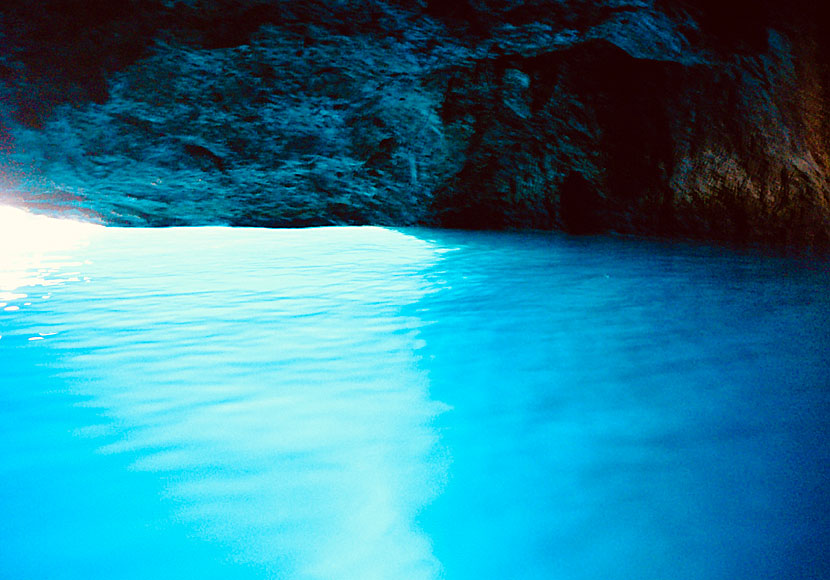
[0,0,827,249]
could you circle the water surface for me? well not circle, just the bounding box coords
[1,208,828,579]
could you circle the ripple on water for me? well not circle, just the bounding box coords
[1,209,829,580]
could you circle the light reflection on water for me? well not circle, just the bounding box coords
[2,211,446,580]
[1,208,829,579]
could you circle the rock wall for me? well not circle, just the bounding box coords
[1,0,828,249]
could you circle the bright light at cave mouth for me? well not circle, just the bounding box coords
[0,204,101,300]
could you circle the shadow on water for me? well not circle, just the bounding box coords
[1,209,829,580]
[406,229,830,580]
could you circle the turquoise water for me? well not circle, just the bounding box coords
[1,208,828,579]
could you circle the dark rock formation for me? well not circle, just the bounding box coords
[1,0,828,249]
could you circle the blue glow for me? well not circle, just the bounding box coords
[1,209,828,579]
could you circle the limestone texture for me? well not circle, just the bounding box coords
[1,0,828,249]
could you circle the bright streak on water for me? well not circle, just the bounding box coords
[0,206,100,305]
[1,207,829,580]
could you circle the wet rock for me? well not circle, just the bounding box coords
[0,0,827,250]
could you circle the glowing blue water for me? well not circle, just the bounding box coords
[1,212,828,579]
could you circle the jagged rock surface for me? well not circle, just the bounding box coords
[1,0,828,248]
